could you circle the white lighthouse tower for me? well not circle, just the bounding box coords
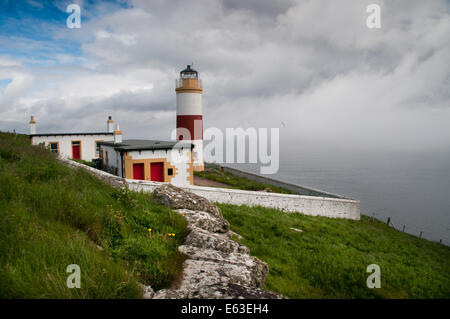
[176,65,204,171]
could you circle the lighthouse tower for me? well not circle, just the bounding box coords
[176,65,204,171]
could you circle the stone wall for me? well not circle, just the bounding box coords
[60,158,127,188]
[126,180,360,220]
[62,159,361,220]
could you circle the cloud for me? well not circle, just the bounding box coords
[0,0,449,151]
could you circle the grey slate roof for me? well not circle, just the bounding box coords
[98,139,194,151]
[29,132,113,137]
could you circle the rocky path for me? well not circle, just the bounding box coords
[146,184,283,299]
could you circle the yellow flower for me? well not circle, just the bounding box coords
[148,228,152,232]
[172,233,176,237]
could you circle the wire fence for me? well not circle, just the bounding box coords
[369,211,450,247]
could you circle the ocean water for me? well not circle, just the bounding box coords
[226,146,450,245]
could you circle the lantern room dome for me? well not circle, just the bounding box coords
[180,65,198,79]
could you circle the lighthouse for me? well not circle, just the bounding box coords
[176,65,204,171]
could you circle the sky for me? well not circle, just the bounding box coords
[0,0,449,153]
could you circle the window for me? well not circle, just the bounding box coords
[168,168,174,176]
[95,141,103,157]
[49,142,59,154]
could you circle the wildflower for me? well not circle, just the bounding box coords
[172,233,176,237]
[148,228,152,232]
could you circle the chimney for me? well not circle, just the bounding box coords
[114,124,122,144]
[107,116,114,132]
[29,116,36,134]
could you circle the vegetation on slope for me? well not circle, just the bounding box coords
[220,203,450,299]
[195,167,295,194]
[0,132,187,298]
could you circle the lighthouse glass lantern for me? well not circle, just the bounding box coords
[180,65,198,79]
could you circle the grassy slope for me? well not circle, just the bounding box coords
[0,132,187,298]
[195,167,295,194]
[220,204,450,299]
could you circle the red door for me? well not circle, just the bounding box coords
[133,163,144,180]
[72,145,80,159]
[150,162,164,182]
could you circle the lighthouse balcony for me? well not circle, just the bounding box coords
[175,78,202,90]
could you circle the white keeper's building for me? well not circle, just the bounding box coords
[98,139,194,187]
[28,115,195,187]
[29,116,116,162]
[28,65,206,187]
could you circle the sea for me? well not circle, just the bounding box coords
[225,146,450,246]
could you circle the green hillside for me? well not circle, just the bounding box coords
[0,132,187,298]
[221,204,450,298]
[195,168,296,194]
[1,131,448,299]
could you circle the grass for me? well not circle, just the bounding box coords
[3,131,448,299]
[195,167,295,194]
[0,132,188,298]
[220,203,450,299]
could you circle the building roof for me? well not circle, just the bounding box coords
[98,139,194,151]
[29,132,113,137]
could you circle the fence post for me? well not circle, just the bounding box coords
[438,239,442,247]
[402,225,405,232]
[419,231,423,239]
[386,217,391,226]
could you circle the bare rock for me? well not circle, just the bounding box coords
[227,230,244,240]
[152,184,222,218]
[151,184,284,299]
[180,259,254,288]
[153,282,283,299]
[178,209,229,233]
[153,289,187,299]
[224,283,284,299]
[178,245,269,288]
[184,225,249,255]
[138,283,155,299]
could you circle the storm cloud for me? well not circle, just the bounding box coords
[0,0,449,151]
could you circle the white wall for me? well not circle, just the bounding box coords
[31,134,114,162]
[176,92,202,115]
[100,146,193,187]
[185,185,361,220]
[130,148,192,187]
[125,180,360,220]
[62,159,361,220]
[100,144,120,175]
[191,140,204,168]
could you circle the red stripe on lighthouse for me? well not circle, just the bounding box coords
[177,115,203,140]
